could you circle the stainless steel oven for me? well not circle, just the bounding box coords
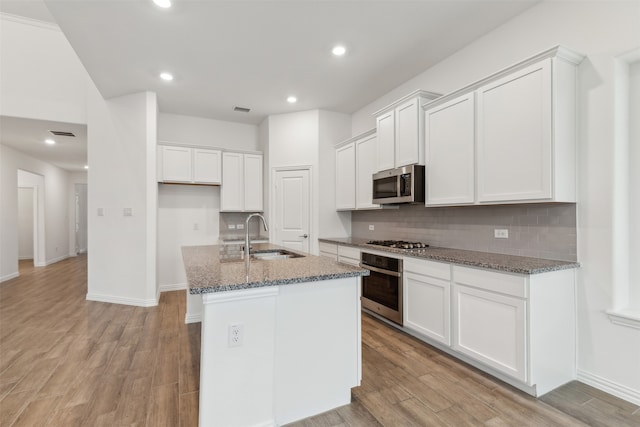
[360,252,403,325]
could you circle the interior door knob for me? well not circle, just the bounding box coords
[299,234,308,238]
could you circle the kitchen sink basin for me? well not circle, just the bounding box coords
[251,250,304,261]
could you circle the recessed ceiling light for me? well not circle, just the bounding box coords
[84,165,89,170]
[45,139,55,145]
[332,45,347,56]
[153,0,171,8]
[287,96,297,104]
[160,72,174,81]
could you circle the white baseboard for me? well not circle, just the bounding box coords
[577,369,640,406]
[0,272,20,283]
[160,282,187,292]
[185,312,202,324]
[86,292,159,307]
[18,256,33,260]
[44,254,69,266]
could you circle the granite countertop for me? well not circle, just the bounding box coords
[319,237,579,274]
[182,243,369,294]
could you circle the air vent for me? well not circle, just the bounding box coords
[49,130,76,137]
[233,106,251,113]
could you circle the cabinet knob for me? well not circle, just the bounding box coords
[299,234,308,238]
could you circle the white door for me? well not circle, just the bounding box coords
[274,169,310,253]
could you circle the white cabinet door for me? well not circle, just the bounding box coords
[335,143,356,210]
[319,242,338,261]
[161,146,192,182]
[376,110,395,172]
[355,134,379,210]
[395,98,421,168]
[244,154,263,211]
[221,152,244,211]
[452,283,527,382]
[477,60,552,202]
[337,245,360,267]
[425,93,475,206]
[193,148,221,184]
[404,271,451,345]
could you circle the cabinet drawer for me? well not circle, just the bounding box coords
[319,242,338,256]
[404,257,450,280]
[453,266,527,298]
[338,245,360,260]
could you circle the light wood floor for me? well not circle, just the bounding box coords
[1,256,638,426]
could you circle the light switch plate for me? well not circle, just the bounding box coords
[237,224,244,230]
[123,208,133,217]
[494,229,509,239]
[228,224,236,229]
[369,224,375,231]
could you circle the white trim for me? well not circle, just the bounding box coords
[251,421,276,427]
[606,309,640,330]
[185,313,202,324]
[86,293,159,307]
[44,254,69,266]
[577,369,640,406]
[158,140,263,155]
[0,272,20,283]
[0,12,60,31]
[373,89,442,116]
[18,256,33,261]
[202,286,279,305]
[334,128,376,149]
[160,282,187,292]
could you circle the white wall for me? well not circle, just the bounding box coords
[350,0,640,404]
[0,14,88,124]
[87,89,158,306]
[0,145,71,280]
[157,184,220,290]
[158,112,258,151]
[17,188,34,260]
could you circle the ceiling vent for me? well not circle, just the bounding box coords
[49,130,76,137]
[233,106,251,113]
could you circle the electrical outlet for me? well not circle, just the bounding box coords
[228,224,236,230]
[228,324,243,347]
[236,224,244,230]
[369,224,375,231]
[193,223,199,231]
[494,229,509,239]
[97,207,104,216]
[123,207,133,217]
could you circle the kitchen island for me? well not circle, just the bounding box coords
[182,244,369,427]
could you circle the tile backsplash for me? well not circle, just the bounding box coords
[352,203,577,261]
[219,212,268,241]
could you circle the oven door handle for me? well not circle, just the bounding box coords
[360,264,401,277]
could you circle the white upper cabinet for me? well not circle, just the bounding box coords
[374,90,441,172]
[221,152,263,212]
[335,142,356,210]
[158,145,221,185]
[355,133,380,210]
[422,45,584,206]
[335,129,381,211]
[424,93,475,206]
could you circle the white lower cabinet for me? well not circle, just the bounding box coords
[403,258,451,345]
[337,245,360,267]
[319,242,338,261]
[452,282,527,382]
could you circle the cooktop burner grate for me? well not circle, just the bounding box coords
[367,240,429,249]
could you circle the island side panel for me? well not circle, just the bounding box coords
[274,277,361,425]
[199,287,279,427]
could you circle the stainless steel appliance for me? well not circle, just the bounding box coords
[372,164,425,204]
[367,240,429,250]
[360,252,403,325]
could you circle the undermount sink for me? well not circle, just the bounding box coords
[251,250,304,261]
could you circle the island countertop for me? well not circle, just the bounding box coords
[319,237,579,274]
[182,243,369,294]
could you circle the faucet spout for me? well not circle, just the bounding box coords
[244,213,269,268]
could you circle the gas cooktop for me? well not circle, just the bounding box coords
[367,240,429,250]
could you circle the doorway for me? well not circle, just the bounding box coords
[17,187,34,263]
[75,183,88,254]
[17,170,45,267]
[272,167,311,253]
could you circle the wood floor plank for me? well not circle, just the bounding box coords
[146,383,180,427]
[179,391,199,427]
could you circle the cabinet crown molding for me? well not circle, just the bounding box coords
[334,128,376,148]
[422,45,585,111]
[158,140,262,155]
[372,89,442,116]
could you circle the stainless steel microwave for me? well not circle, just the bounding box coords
[372,164,425,204]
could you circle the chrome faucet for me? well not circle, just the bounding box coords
[244,213,269,268]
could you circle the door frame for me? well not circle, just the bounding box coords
[270,165,313,252]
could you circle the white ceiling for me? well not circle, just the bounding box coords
[0,116,87,172]
[0,0,538,171]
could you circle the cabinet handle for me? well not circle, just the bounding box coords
[299,234,308,238]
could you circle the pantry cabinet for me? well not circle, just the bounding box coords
[221,152,263,212]
[355,133,379,210]
[158,145,221,184]
[422,45,584,206]
[403,258,451,346]
[424,93,475,206]
[374,90,440,172]
[335,142,356,210]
